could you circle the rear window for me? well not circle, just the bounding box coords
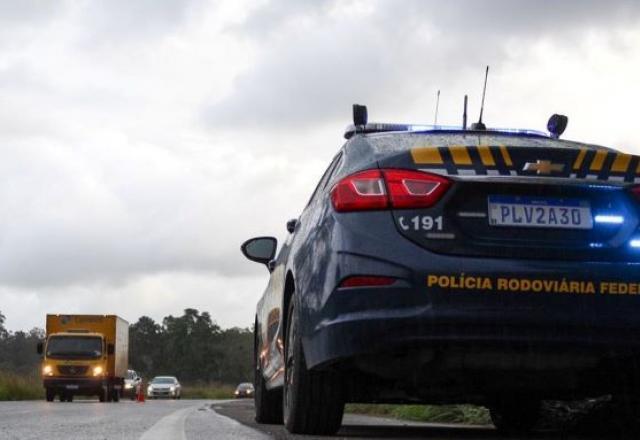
[367,133,605,156]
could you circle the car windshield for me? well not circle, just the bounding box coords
[238,383,253,390]
[46,336,102,359]
[151,377,175,384]
[368,132,609,157]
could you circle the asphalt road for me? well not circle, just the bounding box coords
[0,398,631,439]
[0,399,265,440]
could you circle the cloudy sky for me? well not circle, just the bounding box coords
[2,0,640,331]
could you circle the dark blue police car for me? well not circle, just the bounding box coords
[242,106,640,435]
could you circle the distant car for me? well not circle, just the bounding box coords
[123,369,142,400]
[147,376,181,399]
[234,382,254,398]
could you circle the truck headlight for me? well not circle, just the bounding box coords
[92,366,103,376]
[42,365,53,376]
[124,383,133,389]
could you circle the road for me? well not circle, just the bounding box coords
[0,399,624,439]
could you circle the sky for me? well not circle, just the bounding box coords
[2,0,640,331]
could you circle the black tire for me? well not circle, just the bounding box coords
[490,398,541,436]
[283,300,344,435]
[605,395,640,436]
[99,386,108,402]
[67,394,73,403]
[254,323,284,424]
[111,387,119,402]
[45,388,55,402]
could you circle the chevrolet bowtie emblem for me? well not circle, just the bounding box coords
[523,160,565,175]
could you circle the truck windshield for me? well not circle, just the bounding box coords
[46,336,102,359]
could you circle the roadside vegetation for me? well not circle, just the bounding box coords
[0,371,41,401]
[346,403,491,425]
[181,383,236,399]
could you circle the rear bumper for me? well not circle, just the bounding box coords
[303,252,640,369]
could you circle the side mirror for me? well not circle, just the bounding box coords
[37,342,43,355]
[107,343,115,355]
[241,237,277,268]
[286,219,297,234]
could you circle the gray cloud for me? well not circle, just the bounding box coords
[205,0,640,129]
[2,0,640,331]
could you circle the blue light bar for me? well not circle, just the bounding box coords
[344,123,550,139]
[631,239,640,248]
[594,215,624,224]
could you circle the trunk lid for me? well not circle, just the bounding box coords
[371,133,640,261]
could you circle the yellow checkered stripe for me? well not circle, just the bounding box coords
[410,145,640,183]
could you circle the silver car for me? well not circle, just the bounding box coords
[147,376,181,399]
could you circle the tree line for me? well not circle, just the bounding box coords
[0,309,253,384]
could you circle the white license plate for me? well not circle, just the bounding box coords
[65,385,79,390]
[488,196,593,229]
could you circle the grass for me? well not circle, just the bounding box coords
[0,371,42,401]
[346,403,492,425]
[180,383,236,399]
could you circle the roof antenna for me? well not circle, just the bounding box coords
[462,95,468,130]
[471,65,489,130]
[433,90,440,126]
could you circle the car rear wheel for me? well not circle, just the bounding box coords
[489,397,541,435]
[254,323,283,424]
[45,388,55,402]
[283,300,344,435]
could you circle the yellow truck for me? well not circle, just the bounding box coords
[37,315,129,402]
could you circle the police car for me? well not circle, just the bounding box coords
[241,105,640,435]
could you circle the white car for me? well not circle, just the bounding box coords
[147,376,181,399]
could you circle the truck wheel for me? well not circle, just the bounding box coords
[99,386,108,402]
[490,398,541,435]
[45,389,55,402]
[67,394,74,403]
[59,393,67,402]
[111,388,120,402]
[254,322,283,424]
[283,301,344,435]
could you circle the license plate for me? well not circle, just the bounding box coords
[65,385,79,390]
[488,196,593,229]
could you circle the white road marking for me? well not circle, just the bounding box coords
[207,405,269,439]
[139,405,194,440]
[139,402,268,440]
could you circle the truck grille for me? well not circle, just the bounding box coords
[58,365,89,376]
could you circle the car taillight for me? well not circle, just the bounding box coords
[383,169,451,209]
[339,275,397,288]
[330,170,388,212]
[331,169,450,212]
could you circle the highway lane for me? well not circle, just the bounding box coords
[0,399,266,440]
[0,398,628,439]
